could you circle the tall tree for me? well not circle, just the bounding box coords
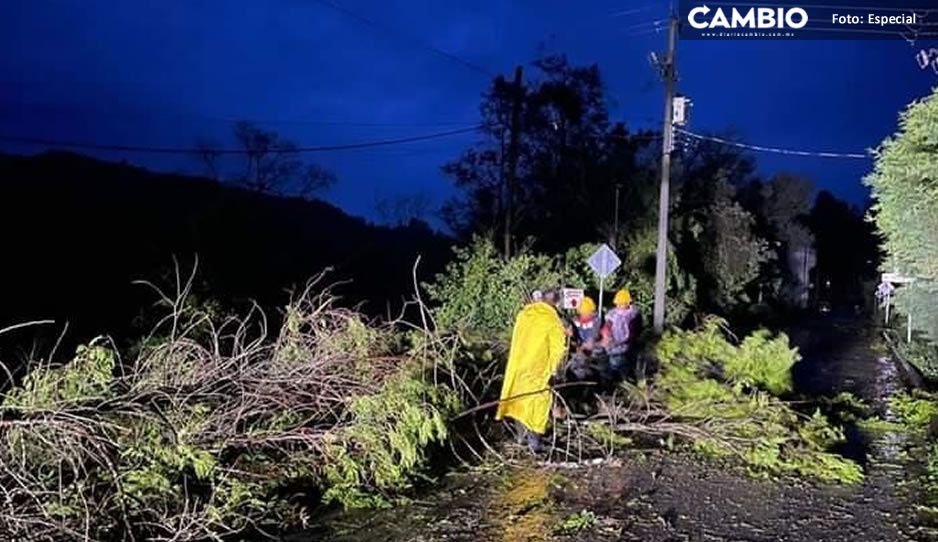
[670,138,769,312]
[697,177,771,311]
[207,122,337,199]
[809,191,880,309]
[442,55,658,252]
[865,89,938,338]
[375,192,433,227]
[441,70,523,242]
[760,174,815,306]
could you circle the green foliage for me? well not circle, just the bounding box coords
[923,442,938,507]
[799,409,847,451]
[4,339,114,409]
[700,182,772,311]
[557,243,621,290]
[118,403,217,507]
[122,442,217,505]
[656,317,798,399]
[654,320,861,484]
[828,391,870,413]
[788,450,865,484]
[887,397,938,520]
[2,340,117,472]
[424,237,562,337]
[729,330,796,395]
[614,227,696,326]
[320,314,389,361]
[585,421,633,448]
[896,338,938,381]
[888,392,938,429]
[321,367,462,508]
[865,88,938,341]
[857,417,904,434]
[0,286,470,538]
[555,509,597,534]
[425,230,698,340]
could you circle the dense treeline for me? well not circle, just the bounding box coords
[444,54,879,322]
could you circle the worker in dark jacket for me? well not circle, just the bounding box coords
[571,296,608,354]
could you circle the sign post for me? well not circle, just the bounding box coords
[587,244,622,322]
[880,272,916,341]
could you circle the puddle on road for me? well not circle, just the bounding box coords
[301,467,564,542]
[487,469,557,542]
[870,355,909,465]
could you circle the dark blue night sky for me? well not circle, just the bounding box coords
[2,0,935,223]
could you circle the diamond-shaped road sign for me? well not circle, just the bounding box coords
[587,243,621,280]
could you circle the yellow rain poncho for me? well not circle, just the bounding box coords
[495,302,568,435]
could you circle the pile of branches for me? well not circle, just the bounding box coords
[467,318,864,486]
[0,272,461,541]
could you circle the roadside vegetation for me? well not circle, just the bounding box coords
[0,274,463,539]
[866,87,938,377]
[428,239,864,484]
[0,239,870,539]
[865,87,938,525]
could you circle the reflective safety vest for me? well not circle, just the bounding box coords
[573,317,601,344]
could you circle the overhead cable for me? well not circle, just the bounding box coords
[0,126,482,155]
[676,128,868,159]
[311,0,495,77]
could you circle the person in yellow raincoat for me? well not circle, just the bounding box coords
[495,289,568,452]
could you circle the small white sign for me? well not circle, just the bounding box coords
[561,288,584,310]
[672,96,691,126]
[882,272,915,284]
[587,244,621,280]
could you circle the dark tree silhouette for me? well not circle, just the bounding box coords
[375,192,433,227]
[442,55,658,253]
[809,191,881,309]
[231,121,336,198]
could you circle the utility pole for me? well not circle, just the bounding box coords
[652,15,679,334]
[504,65,524,259]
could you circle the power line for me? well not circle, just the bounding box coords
[0,126,481,155]
[608,5,657,18]
[0,100,481,128]
[676,128,868,159]
[623,26,670,38]
[311,0,495,77]
[621,18,671,33]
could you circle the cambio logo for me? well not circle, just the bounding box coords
[688,4,809,30]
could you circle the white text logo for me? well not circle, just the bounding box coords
[688,5,809,30]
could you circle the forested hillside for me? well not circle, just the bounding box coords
[0,151,451,352]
